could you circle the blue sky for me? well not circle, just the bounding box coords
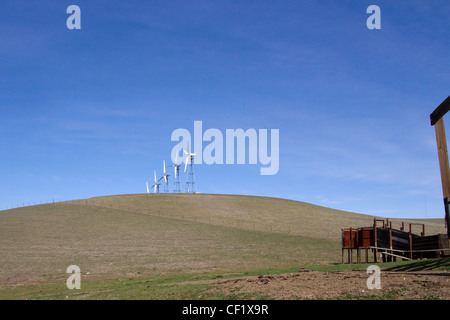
[0,0,449,218]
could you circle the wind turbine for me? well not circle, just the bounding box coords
[169,154,182,193]
[146,181,149,194]
[184,142,197,193]
[151,171,161,193]
[161,160,170,193]
[184,142,196,173]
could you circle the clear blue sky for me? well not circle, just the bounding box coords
[0,0,449,218]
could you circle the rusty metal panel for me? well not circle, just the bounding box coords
[342,229,358,248]
[358,228,373,247]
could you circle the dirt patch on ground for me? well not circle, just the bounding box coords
[209,269,450,299]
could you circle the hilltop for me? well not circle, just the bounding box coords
[0,194,446,284]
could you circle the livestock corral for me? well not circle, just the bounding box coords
[342,218,450,264]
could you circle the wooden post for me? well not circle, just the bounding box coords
[373,221,378,263]
[389,225,393,262]
[356,229,360,263]
[445,198,450,236]
[434,118,450,200]
[430,96,450,236]
[409,226,413,260]
[349,227,352,263]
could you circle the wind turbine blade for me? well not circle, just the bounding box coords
[175,154,178,164]
[146,182,149,194]
[163,160,166,174]
[174,166,177,178]
[185,155,189,172]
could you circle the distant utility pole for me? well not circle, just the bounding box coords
[430,95,450,236]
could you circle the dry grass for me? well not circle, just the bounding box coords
[71,193,447,238]
[0,194,446,286]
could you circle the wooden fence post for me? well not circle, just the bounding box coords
[430,96,450,236]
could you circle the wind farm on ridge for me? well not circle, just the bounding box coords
[148,142,197,194]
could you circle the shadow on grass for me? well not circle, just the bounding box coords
[384,257,450,272]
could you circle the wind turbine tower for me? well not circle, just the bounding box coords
[169,155,182,193]
[151,171,161,194]
[161,160,170,193]
[184,142,197,193]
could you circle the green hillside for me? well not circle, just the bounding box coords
[0,194,446,285]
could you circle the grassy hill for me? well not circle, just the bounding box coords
[0,193,447,286]
[70,193,447,238]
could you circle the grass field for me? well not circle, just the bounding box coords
[1,258,449,300]
[0,193,447,299]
